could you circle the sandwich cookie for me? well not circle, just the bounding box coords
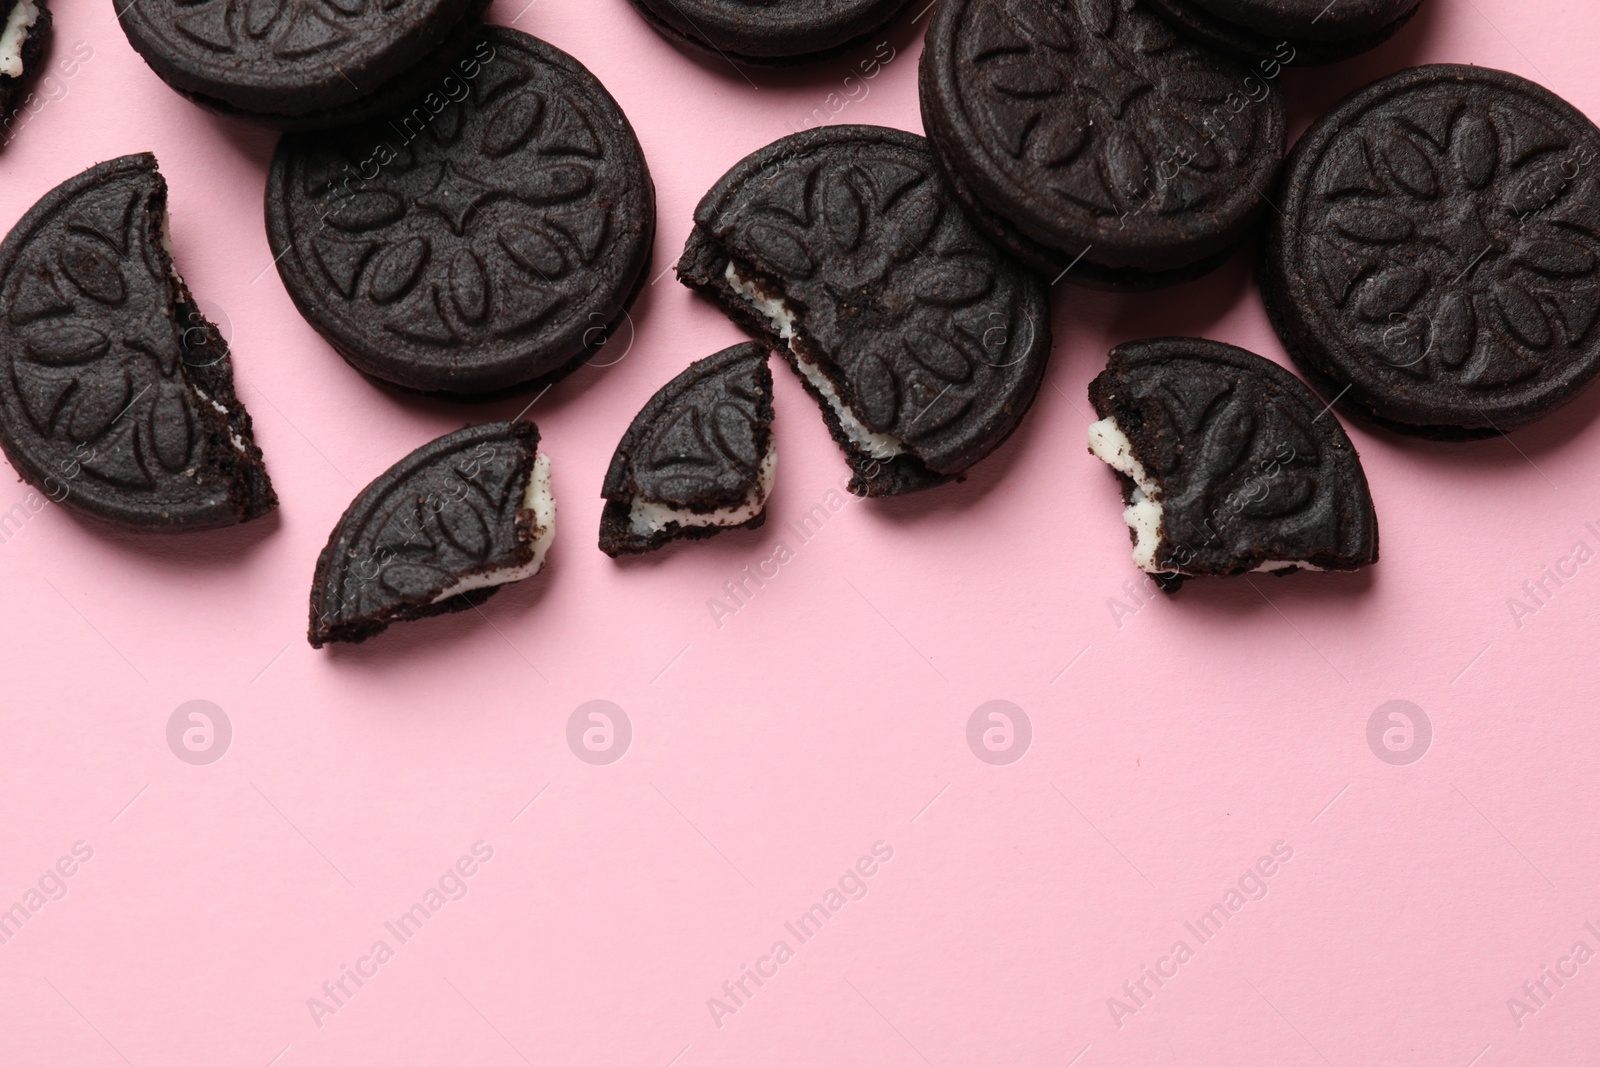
[600,341,774,557]
[0,154,275,531]
[309,420,553,646]
[1264,65,1600,437]
[1088,337,1378,588]
[919,0,1286,289]
[1142,0,1424,66]
[678,125,1051,497]
[266,27,655,399]
[117,0,487,129]
[627,0,913,65]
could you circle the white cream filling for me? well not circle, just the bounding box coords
[629,440,776,537]
[164,209,250,455]
[0,0,38,80]
[190,385,249,453]
[1089,417,1326,576]
[430,452,555,602]
[158,208,185,284]
[724,262,905,461]
[1088,416,1164,572]
[725,262,797,340]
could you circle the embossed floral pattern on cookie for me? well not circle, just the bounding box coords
[268,28,654,397]
[1269,65,1600,434]
[0,154,275,529]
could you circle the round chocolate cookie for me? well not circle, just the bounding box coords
[919,0,1286,290]
[1264,65,1600,437]
[626,0,912,66]
[309,419,553,646]
[117,0,483,126]
[600,341,774,557]
[1142,0,1420,67]
[676,125,1052,497]
[1,0,51,130]
[267,27,655,399]
[1087,337,1378,588]
[0,154,276,531]
[1188,0,1418,41]
[172,0,495,133]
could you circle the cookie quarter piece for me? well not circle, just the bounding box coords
[600,341,774,557]
[626,0,912,65]
[267,27,655,399]
[1087,338,1378,588]
[0,0,50,130]
[0,154,275,531]
[677,125,1051,497]
[116,0,484,127]
[309,420,553,647]
[1142,0,1423,66]
[1264,65,1600,437]
[919,0,1286,289]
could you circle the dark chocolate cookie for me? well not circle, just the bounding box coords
[267,27,655,399]
[1087,337,1378,587]
[309,419,553,647]
[1264,65,1600,437]
[0,154,276,531]
[677,125,1051,497]
[626,0,911,66]
[600,341,773,556]
[1188,0,1418,40]
[919,0,1286,289]
[1142,0,1419,66]
[165,0,494,133]
[0,0,50,132]
[116,0,482,126]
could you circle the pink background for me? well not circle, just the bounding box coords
[3,0,1598,1063]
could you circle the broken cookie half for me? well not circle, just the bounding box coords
[677,125,1051,498]
[1087,338,1378,589]
[0,152,275,530]
[600,341,775,557]
[309,420,553,647]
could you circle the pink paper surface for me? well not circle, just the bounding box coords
[3,1,1598,1063]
